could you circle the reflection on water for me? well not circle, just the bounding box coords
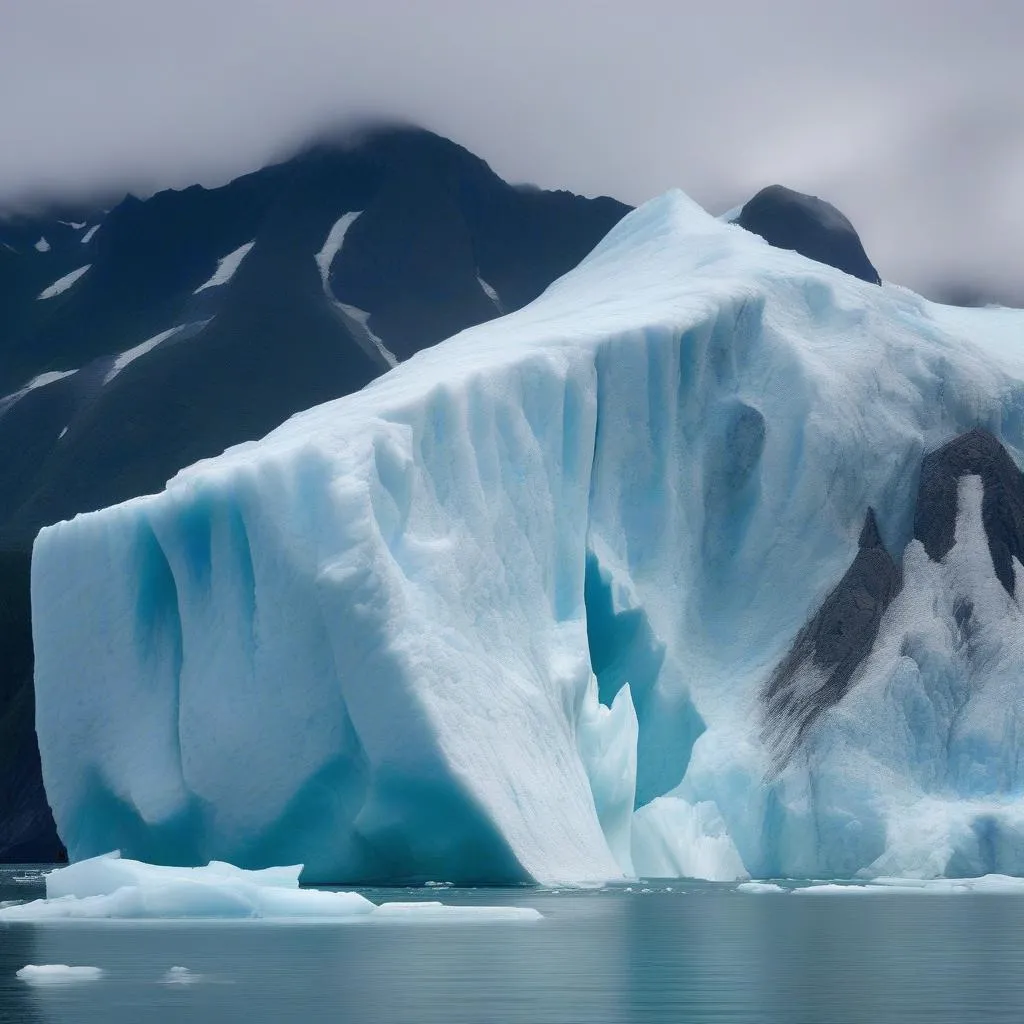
[3,871,1024,1023]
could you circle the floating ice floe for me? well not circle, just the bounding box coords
[16,965,103,985]
[161,966,201,985]
[737,875,1024,895]
[0,852,540,923]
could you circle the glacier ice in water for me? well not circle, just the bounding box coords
[17,966,104,985]
[31,188,1024,883]
[0,852,540,921]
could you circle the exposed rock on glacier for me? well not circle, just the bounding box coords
[914,428,1024,596]
[31,189,1024,883]
[737,184,881,284]
[762,509,902,772]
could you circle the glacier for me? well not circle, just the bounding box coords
[31,189,1024,883]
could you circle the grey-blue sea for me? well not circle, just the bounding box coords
[2,866,1023,1023]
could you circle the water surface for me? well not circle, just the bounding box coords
[2,867,1023,1023]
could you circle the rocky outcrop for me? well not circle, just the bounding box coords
[914,427,1024,596]
[763,428,1024,769]
[737,184,881,285]
[762,509,901,769]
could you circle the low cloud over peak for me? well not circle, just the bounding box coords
[2,0,1021,301]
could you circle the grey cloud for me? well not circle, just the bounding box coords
[1,0,1021,299]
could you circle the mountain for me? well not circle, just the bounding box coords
[0,126,630,861]
[31,190,1024,883]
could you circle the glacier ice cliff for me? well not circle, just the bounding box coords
[31,190,1024,883]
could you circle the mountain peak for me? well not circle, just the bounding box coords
[737,183,881,285]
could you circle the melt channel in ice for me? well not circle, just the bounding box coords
[31,188,1024,885]
[0,852,540,922]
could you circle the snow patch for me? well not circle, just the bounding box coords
[37,265,91,300]
[314,211,361,286]
[0,369,78,419]
[338,302,398,369]
[104,326,185,384]
[34,237,50,252]
[80,224,100,244]
[193,241,255,293]
[313,211,398,369]
[478,274,502,311]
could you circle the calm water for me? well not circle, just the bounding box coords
[2,867,1024,1023]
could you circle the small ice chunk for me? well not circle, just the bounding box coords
[793,883,888,895]
[737,882,787,893]
[17,965,103,985]
[37,265,91,300]
[371,902,541,922]
[34,237,50,252]
[193,241,255,293]
[81,225,100,244]
[162,966,200,985]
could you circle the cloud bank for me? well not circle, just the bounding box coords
[1,0,1021,298]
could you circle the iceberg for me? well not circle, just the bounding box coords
[0,852,540,921]
[31,189,1024,883]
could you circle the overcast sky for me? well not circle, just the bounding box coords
[2,0,1022,299]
